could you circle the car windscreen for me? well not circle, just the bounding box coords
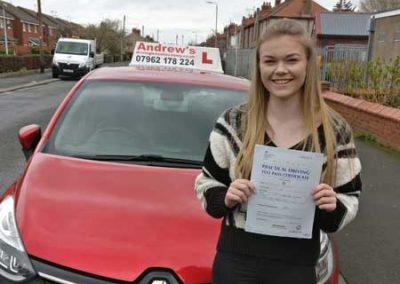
[45,80,246,165]
[55,41,89,55]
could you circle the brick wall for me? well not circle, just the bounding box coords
[11,18,23,45]
[323,91,400,151]
[317,37,368,48]
[22,29,40,47]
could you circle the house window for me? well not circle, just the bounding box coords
[395,30,400,42]
[22,23,26,32]
[49,28,53,36]
[378,32,385,43]
[1,19,11,29]
[34,25,37,33]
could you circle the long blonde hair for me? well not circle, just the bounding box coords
[235,19,338,186]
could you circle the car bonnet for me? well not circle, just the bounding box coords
[15,152,220,283]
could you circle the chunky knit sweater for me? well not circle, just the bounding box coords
[195,105,362,265]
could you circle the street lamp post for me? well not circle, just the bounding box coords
[206,1,218,48]
[2,3,9,55]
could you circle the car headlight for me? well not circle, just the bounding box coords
[52,62,59,67]
[0,196,36,282]
[79,62,89,68]
[316,232,334,284]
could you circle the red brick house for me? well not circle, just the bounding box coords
[0,0,42,54]
[18,6,60,50]
[0,0,82,55]
[239,0,328,48]
[0,3,17,53]
[50,16,82,38]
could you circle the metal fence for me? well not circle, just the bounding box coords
[225,45,369,82]
[225,48,255,79]
[317,45,368,82]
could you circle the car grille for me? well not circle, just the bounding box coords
[28,257,182,284]
[58,63,80,71]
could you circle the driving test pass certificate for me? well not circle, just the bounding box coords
[245,145,324,239]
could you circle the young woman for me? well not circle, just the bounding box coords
[195,19,362,284]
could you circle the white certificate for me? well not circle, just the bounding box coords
[244,144,324,239]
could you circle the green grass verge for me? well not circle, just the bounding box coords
[354,132,400,160]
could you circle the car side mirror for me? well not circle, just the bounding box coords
[18,124,41,160]
[51,49,55,55]
[89,51,95,58]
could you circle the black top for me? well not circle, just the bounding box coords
[195,105,362,265]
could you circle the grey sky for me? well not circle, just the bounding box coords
[4,0,360,44]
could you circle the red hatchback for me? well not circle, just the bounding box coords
[0,66,338,284]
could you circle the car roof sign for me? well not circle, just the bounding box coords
[129,41,223,74]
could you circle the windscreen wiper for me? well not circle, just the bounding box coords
[71,154,203,166]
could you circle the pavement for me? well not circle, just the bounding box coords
[0,66,352,284]
[0,67,52,79]
[0,78,59,94]
[0,69,57,94]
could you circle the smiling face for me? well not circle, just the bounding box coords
[259,35,308,100]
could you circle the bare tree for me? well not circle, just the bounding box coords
[359,0,400,12]
[80,19,121,54]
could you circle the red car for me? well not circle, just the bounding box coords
[0,63,338,283]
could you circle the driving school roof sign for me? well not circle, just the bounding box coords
[130,41,223,74]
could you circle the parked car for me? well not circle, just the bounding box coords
[0,43,339,284]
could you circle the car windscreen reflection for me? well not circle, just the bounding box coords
[45,80,246,164]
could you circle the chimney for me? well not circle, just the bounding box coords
[132,28,141,37]
[262,2,272,13]
[275,0,281,6]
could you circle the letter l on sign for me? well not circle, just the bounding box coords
[202,52,213,64]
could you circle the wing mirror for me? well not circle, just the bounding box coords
[18,124,41,160]
[89,51,95,58]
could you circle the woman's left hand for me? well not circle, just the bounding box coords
[313,183,337,212]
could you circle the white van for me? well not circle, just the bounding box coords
[52,38,104,78]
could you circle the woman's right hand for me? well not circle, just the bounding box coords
[224,179,256,208]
